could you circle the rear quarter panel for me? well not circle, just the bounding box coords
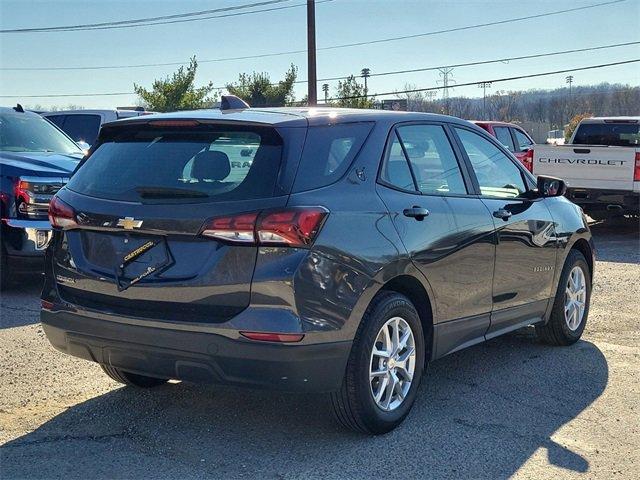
[282,120,433,342]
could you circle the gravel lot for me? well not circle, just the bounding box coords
[1,219,638,479]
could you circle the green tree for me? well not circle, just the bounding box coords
[333,75,374,108]
[226,65,297,107]
[565,113,592,142]
[134,56,216,112]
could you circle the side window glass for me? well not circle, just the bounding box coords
[45,115,66,128]
[61,114,102,145]
[293,122,373,192]
[494,127,514,152]
[396,124,467,195]
[380,132,416,191]
[513,128,533,152]
[455,128,527,199]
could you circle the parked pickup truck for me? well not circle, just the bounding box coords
[533,117,640,220]
[1,105,83,287]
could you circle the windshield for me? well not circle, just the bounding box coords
[573,122,640,146]
[0,111,82,154]
[66,124,283,202]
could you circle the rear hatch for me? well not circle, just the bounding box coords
[50,120,294,323]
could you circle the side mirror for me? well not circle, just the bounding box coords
[537,175,567,197]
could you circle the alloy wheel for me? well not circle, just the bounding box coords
[565,266,587,331]
[369,316,416,411]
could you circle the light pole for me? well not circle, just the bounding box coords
[478,82,492,118]
[307,0,317,106]
[322,83,329,104]
[361,68,371,99]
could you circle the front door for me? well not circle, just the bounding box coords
[452,126,558,338]
[376,123,496,356]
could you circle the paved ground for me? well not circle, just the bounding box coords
[1,219,638,479]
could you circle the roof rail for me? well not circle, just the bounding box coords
[220,95,250,111]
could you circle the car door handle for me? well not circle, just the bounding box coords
[403,206,430,220]
[493,208,513,221]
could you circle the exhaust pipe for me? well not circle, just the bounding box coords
[606,204,623,211]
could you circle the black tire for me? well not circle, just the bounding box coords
[536,249,591,346]
[100,364,168,388]
[331,291,426,434]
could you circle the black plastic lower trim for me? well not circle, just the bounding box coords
[41,310,351,393]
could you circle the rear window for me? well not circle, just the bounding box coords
[293,122,373,192]
[573,122,640,146]
[66,124,283,202]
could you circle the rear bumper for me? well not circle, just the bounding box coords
[566,188,639,212]
[41,309,351,392]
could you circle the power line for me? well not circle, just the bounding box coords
[317,59,640,102]
[222,40,640,90]
[4,59,638,99]
[0,0,296,33]
[2,0,627,70]
[315,0,626,53]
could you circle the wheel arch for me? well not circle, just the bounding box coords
[570,238,594,278]
[378,274,435,361]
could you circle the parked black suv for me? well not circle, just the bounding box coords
[41,102,594,434]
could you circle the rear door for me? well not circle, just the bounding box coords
[493,126,515,153]
[51,121,293,323]
[510,127,534,164]
[452,126,558,337]
[376,122,496,355]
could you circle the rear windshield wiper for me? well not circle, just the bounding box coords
[135,186,209,199]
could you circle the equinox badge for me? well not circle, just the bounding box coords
[117,217,143,230]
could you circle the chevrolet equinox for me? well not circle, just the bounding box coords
[41,99,594,434]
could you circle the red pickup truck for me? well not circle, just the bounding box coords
[473,121,535,171]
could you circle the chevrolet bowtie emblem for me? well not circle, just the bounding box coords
[117,217,143,230]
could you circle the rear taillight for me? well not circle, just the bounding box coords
[634,152,640,181]
[48,196,78,229]
[257,209,327,246]
[200,207,328,248]
[200,212,258,243]
[522,149,534,172]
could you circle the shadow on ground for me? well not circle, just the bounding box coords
[2,330,608,479]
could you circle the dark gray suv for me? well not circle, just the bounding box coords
[41,103,594,434]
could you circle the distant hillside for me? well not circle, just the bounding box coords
[397,83,639,129]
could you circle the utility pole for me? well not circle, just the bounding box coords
[437,67,454,115]
[478,82,492,118]
[565,75,574,118]
[322,83,329,104]
[307,0,317,106]
[361,68,371,99]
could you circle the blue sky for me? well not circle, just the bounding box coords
[1,0,639,109]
